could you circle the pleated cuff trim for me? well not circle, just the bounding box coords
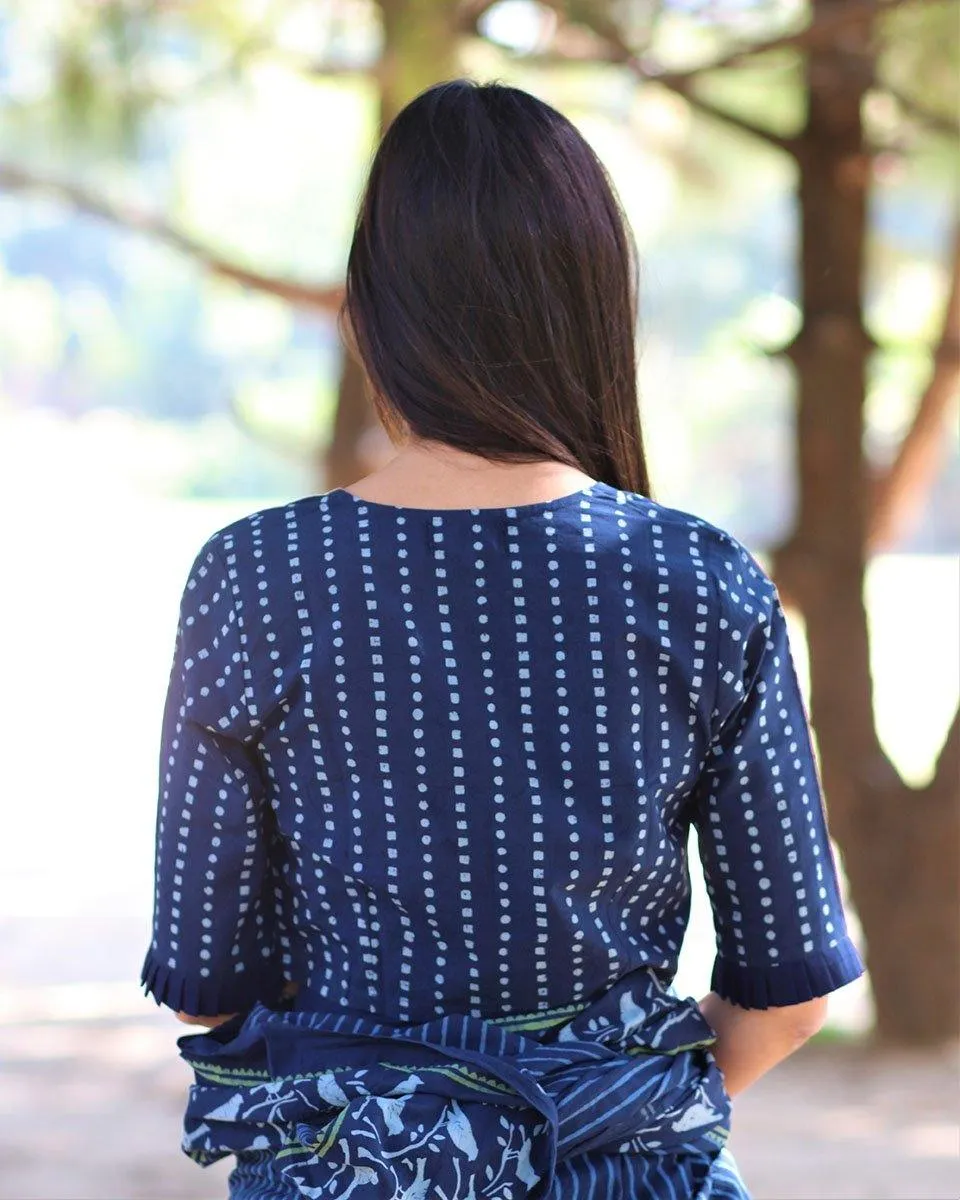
[710,937,865,1010]
[140,948,283,1018]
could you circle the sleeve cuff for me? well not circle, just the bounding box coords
[140,947,285,1017]
[710,936,866,1010]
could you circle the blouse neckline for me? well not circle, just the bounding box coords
[326,479,609,516]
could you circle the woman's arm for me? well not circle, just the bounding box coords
[176,1009,238,1028]
[140,537,288,1022]
[687,541,865,1100]
[698,992,828,1097]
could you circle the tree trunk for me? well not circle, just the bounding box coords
[324,353,381,489]
[321,0,460,488]
[781,0,960,1045]
[856,762,960,1044]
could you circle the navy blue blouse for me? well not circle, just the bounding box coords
[141,479,863,1023]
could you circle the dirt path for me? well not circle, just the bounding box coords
[1,1011,956,1200]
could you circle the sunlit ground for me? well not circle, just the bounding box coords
[0,408,957,1038]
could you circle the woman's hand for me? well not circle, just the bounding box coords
[176,1010,238,1028]
[698,992,828,1098]
[176,981,301,1028]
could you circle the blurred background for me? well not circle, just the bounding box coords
[0,0,957,1197]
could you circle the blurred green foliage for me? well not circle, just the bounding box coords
[0,0,956,542]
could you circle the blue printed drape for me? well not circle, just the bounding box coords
[178,966,748,1199]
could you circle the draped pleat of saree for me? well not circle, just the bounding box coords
[176,965,750,1199]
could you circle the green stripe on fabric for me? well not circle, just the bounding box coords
[375,1059,516,1096]
[489,1000,588,1030]
[624,1038,716,1057]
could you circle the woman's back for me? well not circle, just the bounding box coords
[144,479,855,1029]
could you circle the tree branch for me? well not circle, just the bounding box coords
[558,9,797,151]
[0,164,344,315]
[647,0,931,85]
[551,0,940,154]
[870,222,960,549]
[654,78,797,152]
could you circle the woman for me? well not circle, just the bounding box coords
[142,80,864,1199]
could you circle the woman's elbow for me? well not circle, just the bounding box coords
[778,995,829,1043]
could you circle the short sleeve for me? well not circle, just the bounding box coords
[140,536,285,1016]
[691,537,865,1009]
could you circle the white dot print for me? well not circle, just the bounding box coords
[142,484,862,1042]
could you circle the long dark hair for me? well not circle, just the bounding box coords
[343,79,650,497]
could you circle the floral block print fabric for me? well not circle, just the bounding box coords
[178,966,747,1198]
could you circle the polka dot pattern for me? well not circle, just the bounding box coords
[142,480,864,1019]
